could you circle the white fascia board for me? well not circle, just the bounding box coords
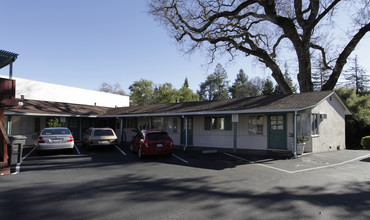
[102,108,305,118]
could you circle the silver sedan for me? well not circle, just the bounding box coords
[37,127,74,151]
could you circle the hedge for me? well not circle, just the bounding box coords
[361,136,370,149]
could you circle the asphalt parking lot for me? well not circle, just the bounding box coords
[1,144,370,220]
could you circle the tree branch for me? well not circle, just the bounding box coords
[310,43,332,70]
[322,22,370,91]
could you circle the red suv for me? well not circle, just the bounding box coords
[130,129,173,158]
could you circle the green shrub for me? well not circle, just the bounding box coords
[361,136,370,149]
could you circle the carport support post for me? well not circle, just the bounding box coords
[233,122,237,153]
[184,117,188,150]
[232,114,238,153]
[293,111,298,159]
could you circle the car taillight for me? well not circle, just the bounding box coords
[67,136,74,142]
[37,137,45,143]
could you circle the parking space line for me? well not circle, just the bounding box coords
[255,153,370,174]
[172,154,188,164]
[22,147,36,161]
[223,152,251,163]
[12,147,37,175]
[287,153,370,174]
[115,145,127,156]
[255,163,293,174]
[74,144,81,155]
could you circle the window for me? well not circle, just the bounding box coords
[152,117,162,129]
[148,133,171,141]
[270,115,284,130]
[312,114,320,135]
[34,118,40,133]
[205,116,232,131]
[94,129,114,136]
[172,118,177,133]
[126,118,137,129]
[296,114,310,136]
[151,117,177,133]
[249,115,264,135]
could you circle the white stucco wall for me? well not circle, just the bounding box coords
[1,76,129,107]
[310,95,346,153]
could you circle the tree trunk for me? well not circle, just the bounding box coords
[297,48,314,92]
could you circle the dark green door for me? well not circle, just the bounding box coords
[268,114,287,149]
[181,117,193,145]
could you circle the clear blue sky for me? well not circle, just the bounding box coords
[0,1,369,94]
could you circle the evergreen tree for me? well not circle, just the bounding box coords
[262,79,274,96]
[229,69,263,98]
[197,63,229,101]
[183,77,189,88]
[343,55,370,95]
[274,63,297,94]
[178,77,199,102]
[312,60,330,91]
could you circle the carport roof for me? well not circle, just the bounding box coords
[0,50,18,69]
[5,99,110,117]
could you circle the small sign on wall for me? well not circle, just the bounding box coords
[232,114,239,123]
[60,117,66,123]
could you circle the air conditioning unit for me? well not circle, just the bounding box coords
[320,114,327,120]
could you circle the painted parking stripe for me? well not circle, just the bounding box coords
[172,154,188,164]
[12,147,37,175]
[74,144,81,155]
[223,152,251,163]
[287,153,370,174]
[115,145,127,156]
[22,147,36,161]
[256,153,370,174]
[223,152,370,174]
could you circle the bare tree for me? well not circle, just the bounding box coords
[149,0,370,93]
[99,82,126,95]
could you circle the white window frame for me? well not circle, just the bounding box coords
[249,115,264,135]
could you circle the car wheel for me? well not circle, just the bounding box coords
[138,147,142,159]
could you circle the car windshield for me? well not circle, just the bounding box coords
[94,130,114,136]
[148,133,170,141]
[42,128,71,135]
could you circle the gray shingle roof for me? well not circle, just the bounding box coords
[6,91,347,117]
[105,91,336,116]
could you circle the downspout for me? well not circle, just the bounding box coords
[7,116,11,135]
[120,118,125,143]
[184,117,188,151]
[293,111,298,159]
[7,61,14,134]
[79,118,82,141]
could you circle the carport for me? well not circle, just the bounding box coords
[0,49,19,173]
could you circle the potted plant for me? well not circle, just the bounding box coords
[289,133,309,155]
